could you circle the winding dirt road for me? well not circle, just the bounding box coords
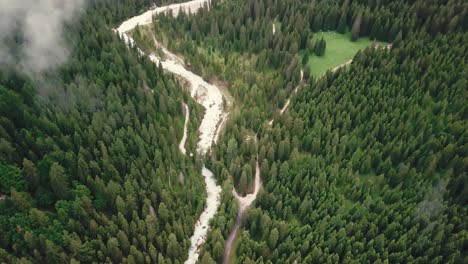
[231,159,261,211]
[331,59,353,73]
[330,44,392,73]
[223,135,262,263]
[223,209,242,263]
[269,43,392,124]
[117,2,392,262]
[268,70,304,125]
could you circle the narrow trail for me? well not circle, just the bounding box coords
[225,40,392,264]
[223,159,261,264]
[331,59,353,73]
[330,44,392,73]
[223,136,262,264]
[118,1,393,261]
[179,103,190,155]
[269,43,393,125]
[231,159,261,211]
[223,210,242,263]
[116,1,229,263]
[269,70,303,125]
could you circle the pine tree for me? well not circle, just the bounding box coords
[167,234,180,259]
[302,53,309,65]
[393,30,403,47]
[49,163,69,199]
[320,38,326,56]
[304,64,311,80]
[22,159,38,190]
[314,38,326,56]
[200,252,215,264]
[351,12,363,41]
[337,13,347,34]
[239,172,248,194]
[268,228,279,249]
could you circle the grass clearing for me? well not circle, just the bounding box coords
[301,31,388,77]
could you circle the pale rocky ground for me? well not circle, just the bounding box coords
[116,1,227,263]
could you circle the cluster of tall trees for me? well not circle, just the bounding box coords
[229,30,467,263]
[0,0,209,263]
[150,0,467,135]
[156,0,466,70]
[143,0,467,263]
[312,37,327,56]
[1,0,467,263]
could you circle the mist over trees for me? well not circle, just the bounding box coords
[0,0,209,263]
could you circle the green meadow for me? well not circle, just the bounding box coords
[303,32,388,77]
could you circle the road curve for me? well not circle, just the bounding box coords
[223,210,242,264]
[223,151,261,264]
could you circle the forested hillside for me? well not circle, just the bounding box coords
[131,0,467,263]
[1,0,467,263]
[0,1,208,263]
[230,31,467,263]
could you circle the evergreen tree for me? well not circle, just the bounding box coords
[268,228,279,249]
[49,163,69,199]
[302,53,309,65]
[351,12,363,41]
[314,38,326,56]
[337,13,347,34]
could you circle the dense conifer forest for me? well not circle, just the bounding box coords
[141,0,467,263]
[0,0,466,263]
[0,1,208,263]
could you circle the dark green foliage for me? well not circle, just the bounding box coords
[234,31,467,263]
[314,37,326,56]
[148,0,468,263]
[337,13,347,34]
[0,0,207,263]
[303,64,311,80]
[351,11,362,41]
[1,0,467,263]
[0,164,26,194]
[301,53,309,65]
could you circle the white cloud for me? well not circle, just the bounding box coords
[0,0,85,74]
